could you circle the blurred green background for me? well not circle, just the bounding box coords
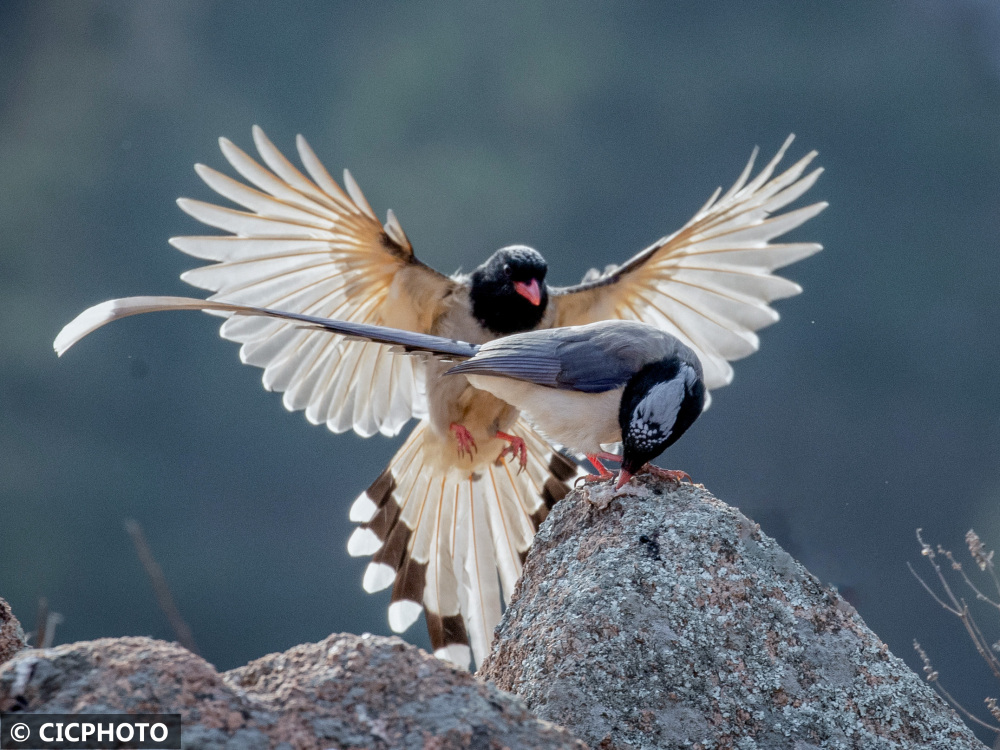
[3,0,1000,739]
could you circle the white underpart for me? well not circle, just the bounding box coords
[465,375,624,455]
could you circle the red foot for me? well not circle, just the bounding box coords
[643,465,691,485]
[450,423,477,460]
[576,452,621,485]
[495,431,528,473]
[616,463,691,490]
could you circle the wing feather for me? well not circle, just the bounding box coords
[178,198,331,239]
[171,128,456,437]
[295,134,355,205]
[169,237,330,262]
[192,164,334,226]
[251,126,349,211]
[552,135,826,391]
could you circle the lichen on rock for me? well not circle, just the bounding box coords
[479,478,985,750]
[0,633,585,749]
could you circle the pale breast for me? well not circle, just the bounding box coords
[465,374,623,455]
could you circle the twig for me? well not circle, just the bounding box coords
[914,640,1000,733]
[911,528,1000,738]
[124,519,200,655]
[911,530,1000,680]
[34,597,48,648]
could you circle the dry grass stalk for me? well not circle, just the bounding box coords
[910,527,1000,737]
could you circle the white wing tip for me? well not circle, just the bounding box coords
[362,562,396,593]
[388,600,422,633]
[347,527,383,557]
[434,644,472,670]
[53,300,119,356]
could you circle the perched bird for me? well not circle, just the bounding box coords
[58,305,704,486]
[54,127,825,666]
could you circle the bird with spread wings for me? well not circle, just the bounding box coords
[55,127,826,667]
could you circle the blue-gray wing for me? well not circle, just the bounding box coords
[446,320,684,393]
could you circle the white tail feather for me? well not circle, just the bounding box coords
[347,417,584,669]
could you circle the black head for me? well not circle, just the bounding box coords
[618,356,706,475]
[469,245,549,335]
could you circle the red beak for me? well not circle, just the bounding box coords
[513,279,542,306]
[615,470,633,490]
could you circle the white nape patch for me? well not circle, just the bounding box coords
[388,600,423,632]
[434,644,472,670]
[630,371,689,440]
[349,492,378,523]
[362,562,396,592]
[347,527,383,557]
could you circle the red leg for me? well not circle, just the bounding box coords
[495,431,528,472]
[450,423,477,459]
[577,453,619,485]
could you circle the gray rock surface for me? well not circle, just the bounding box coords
[0,598,25,666]
[0,633,584,749]
[479,478,984,750]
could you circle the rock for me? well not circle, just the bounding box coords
[479,479,985,750]
[0,598,26,666]
[0,633,585,749]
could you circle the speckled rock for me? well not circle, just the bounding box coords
[0,598,26,666]
[479,479,984,750]
[0,634,585,749]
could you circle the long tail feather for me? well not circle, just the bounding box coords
[54,295,479,360]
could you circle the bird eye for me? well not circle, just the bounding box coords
[503,264,512,277]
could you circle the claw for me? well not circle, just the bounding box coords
[575,453,618,486]
[495,431,528,472]
[576,472,610,488]
[643,465,691,485]
[450,423,477,460]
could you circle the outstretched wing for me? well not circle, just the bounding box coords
[550,135,826,390]
[171,126,458,436]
